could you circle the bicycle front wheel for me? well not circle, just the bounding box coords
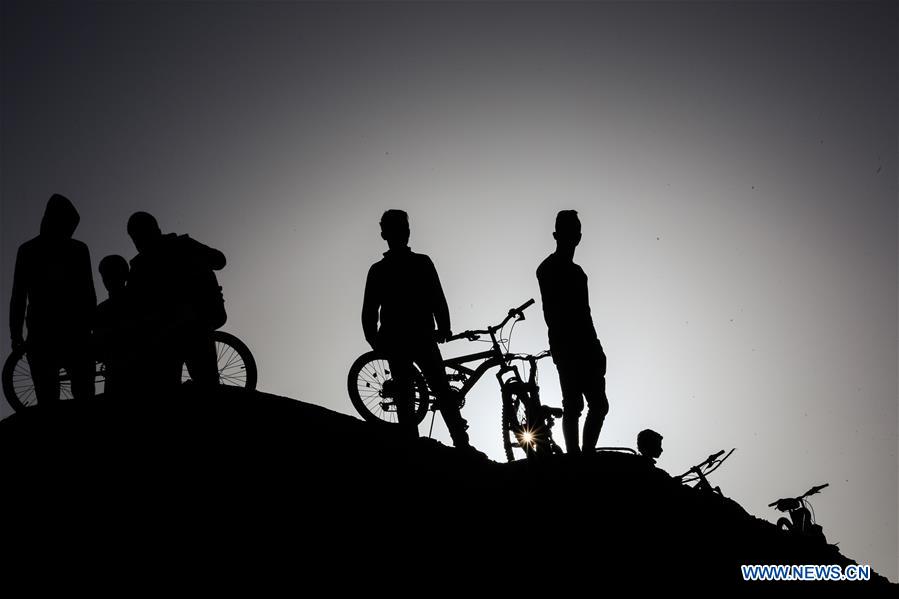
[502,379,554,462]
[348,351,430,426]
[2,348,104,411]
[776,518,793,533]
[501,380,529,462]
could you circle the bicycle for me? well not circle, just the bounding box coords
[675,448,736,496]
[347,298,563,462]
[769,483,829,542]
[2,330,257,412]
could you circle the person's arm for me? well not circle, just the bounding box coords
[91,303,109,359]
[427,257,451,341]
[537,263,559,329]
[361,265,380,350]
[9,246,27,349]
[184,235,226,270]
[82,244,97,318]
[199,242,226,271]
[206,246,226,271]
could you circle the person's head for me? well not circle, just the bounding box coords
[99,254,129,295]
[127,211,162,253]
[40,193,80,240]
[380,209,410,249]
[553,210,582,251]
[637,429,663,461]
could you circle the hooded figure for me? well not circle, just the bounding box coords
[10,194,97,402]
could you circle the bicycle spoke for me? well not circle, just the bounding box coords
[358,369,385,389]
[219,351,244,370]
[219,346,239,370]
[17,386,36,406]
[221,373,246,385]
[357,390,381,402]
[222,353,241,372]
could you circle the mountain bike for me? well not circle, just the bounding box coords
[2,330,257,412]
[769,483,829,542]
[347,299,563,462]
[675,448,736,496]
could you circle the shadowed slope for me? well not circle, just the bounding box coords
[1,388,893,593]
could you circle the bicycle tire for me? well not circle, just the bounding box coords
[501,391,517,462]
[502,379,557,461]
[776,517,793,533]
[3,347,33,412]
[181,330,258,390]
[347,351,430,426]
[2,347,89,412]
[501,379,529,462]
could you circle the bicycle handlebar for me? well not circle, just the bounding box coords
[443,299,537,343]
[767,483,829,507]
[445,330,482,342]
[496,298,535,330]
[505,350,552,361]
[803,483,829,497]
[702,450,726,467]
[515,298,536,314]
[677,448,734,481]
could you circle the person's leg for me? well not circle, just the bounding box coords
[416,342,469,448]
[556,359,584,454]
[151,327,185,398]
[102,366,118,398]
[581,342,609,453]
[27,344,61,405]
[384,347,419,440]
[184,327,219,388]
[65,340,96,400]
[116,317,143,398]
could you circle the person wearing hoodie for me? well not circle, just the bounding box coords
[9,193,97,403]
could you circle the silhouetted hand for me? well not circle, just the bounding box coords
[11,335,24,352]
[435,329,452,344]
[366,335,378,351]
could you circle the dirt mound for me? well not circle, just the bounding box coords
[1,388,893,593]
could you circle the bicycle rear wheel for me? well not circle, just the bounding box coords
[348,351,430,426]
[180,330,257,390]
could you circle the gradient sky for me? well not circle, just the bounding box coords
[1,0,896,581]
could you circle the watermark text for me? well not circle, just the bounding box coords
[741,564,871,582]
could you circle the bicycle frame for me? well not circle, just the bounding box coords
[769,483,828,536]
[347,299,559,458]
[421,299,542,409]
[438,351,519,402]
[677,448,735,496]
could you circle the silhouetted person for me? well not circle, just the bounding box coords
[93,255,137,397]
[362,210,475,451]
[9,194,97,402]
[126,212,226,394]
[637,429,663,465]
[536,210,609,454]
